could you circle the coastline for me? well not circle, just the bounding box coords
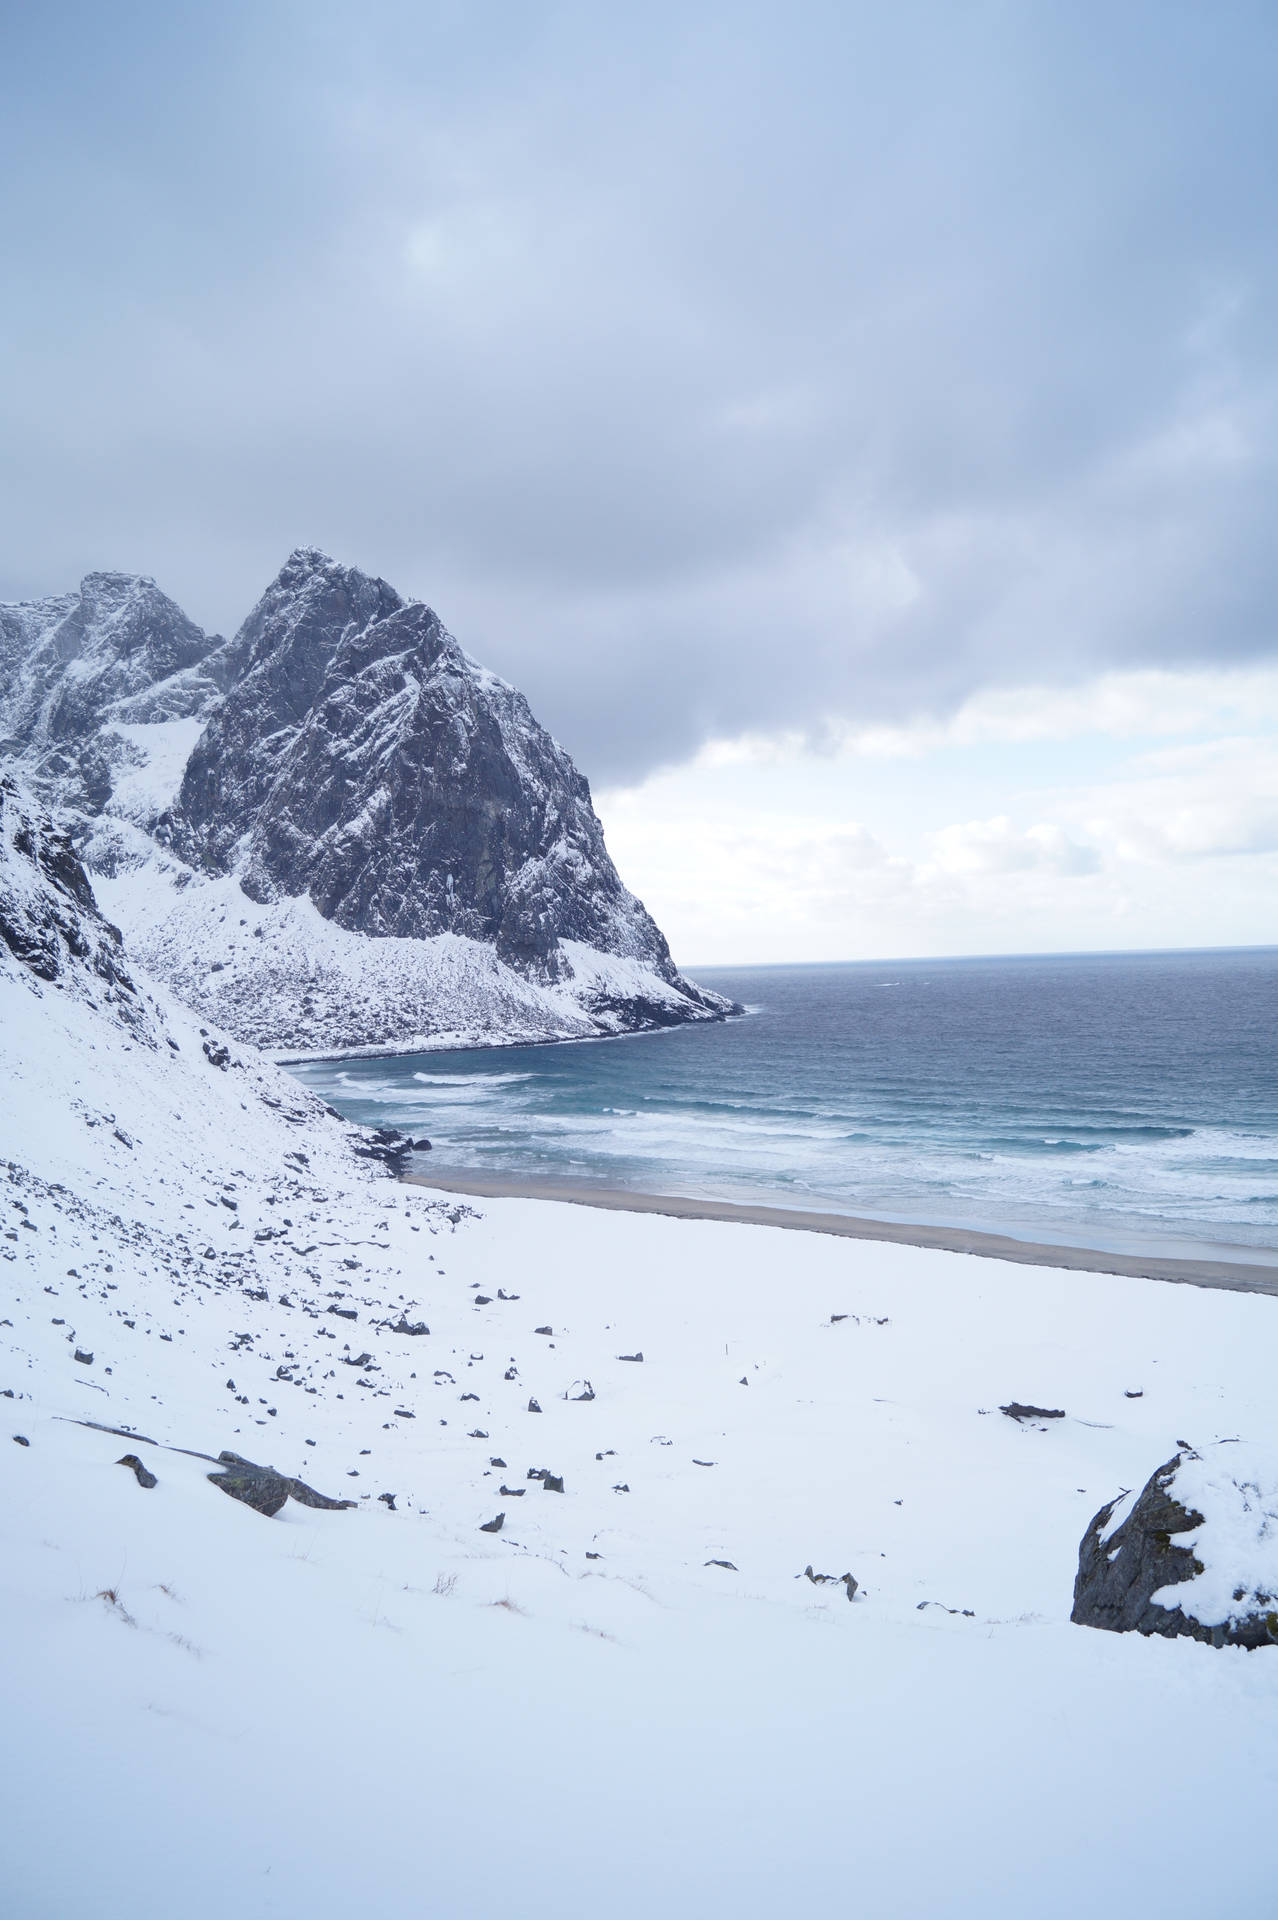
[401,1168,1278,1295]
[273,1004,748,1068]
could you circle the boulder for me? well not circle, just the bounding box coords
[116,1452,157,1489]
[1072,1447,1278,1649]
[207,1450,357,1518]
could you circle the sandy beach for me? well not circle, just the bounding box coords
[403,1167,1278,1294]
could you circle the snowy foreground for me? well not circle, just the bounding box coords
[5,975,1278,1916]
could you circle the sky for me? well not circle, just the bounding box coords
[3,0,1277,963]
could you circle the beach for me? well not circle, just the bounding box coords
[404,1168,1278,1294]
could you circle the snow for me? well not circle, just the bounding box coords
[102,718,207,824]
[1153,1447,1278,1628]
[5,898,1278,1915]
[92,869,726,1058]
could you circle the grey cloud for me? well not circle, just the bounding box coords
[2,1,1277,783]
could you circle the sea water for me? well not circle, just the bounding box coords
[288,948,1278,1262]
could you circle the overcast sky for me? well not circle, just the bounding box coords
[3,2,1277,960]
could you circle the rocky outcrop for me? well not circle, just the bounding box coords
[0,774,152,1039]
[1072,1448,1278,1649]
[206,1449,358,1518]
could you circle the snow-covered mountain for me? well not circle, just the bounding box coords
[0,550,735,1056]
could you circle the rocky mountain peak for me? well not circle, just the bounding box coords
[2,548,736,1049]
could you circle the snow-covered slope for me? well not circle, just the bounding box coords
[0,550,733,1054]
[4,803,1278,1917]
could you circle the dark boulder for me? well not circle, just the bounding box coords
[1072,1450,1278,1649]
[117,1452,157,1488]
[207,1450,357,1518]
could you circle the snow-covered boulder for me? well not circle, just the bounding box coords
[1072,1445,1278,1649]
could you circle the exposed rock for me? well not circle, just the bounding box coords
[0,776,150,1038]
[206,1449,357,1518]
[1000,1402,1065,1423]
[350,1126,416,1174]
[116,1452,157,1488]
[0,572,222,815]
[1072,1448,1278,1649]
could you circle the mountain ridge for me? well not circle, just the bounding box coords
[0,549,735,1053]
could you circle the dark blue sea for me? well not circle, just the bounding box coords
[289,949,1278,1262]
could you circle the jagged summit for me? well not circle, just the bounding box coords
[0,551,735,1052]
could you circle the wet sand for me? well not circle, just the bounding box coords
[402,1168,1278,1296]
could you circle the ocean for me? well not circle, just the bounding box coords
[287,947,1278,1262]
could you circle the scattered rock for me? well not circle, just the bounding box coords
[617,1352,643,1363]
[705,1559,738,1571]
[479,1512,505,1534]
[378,1492,397,1510]
[391,1319,430,1336]
[527,1397,542,1414]
[12,1434,29,1446]
[800,1565,858,1600]
[73,1349,93,1365]
[117,1453,157,1489]
[1000,1402,1065,1423]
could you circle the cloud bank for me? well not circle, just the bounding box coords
[3,1,1277,781]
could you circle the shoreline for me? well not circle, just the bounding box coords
[275,1004,747,1068]
[401,1169,1278,1296]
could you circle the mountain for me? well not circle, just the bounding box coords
[0,550,735,1055]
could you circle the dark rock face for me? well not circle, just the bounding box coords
[168,551,721,1004]
[206,1449,357,1518]
[0,775,150,1035]
[172,550,403,875]
[117,1452,158,1488]
[1072,1452,1278,1649]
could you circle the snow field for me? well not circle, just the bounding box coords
[4,952,1278,1915]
